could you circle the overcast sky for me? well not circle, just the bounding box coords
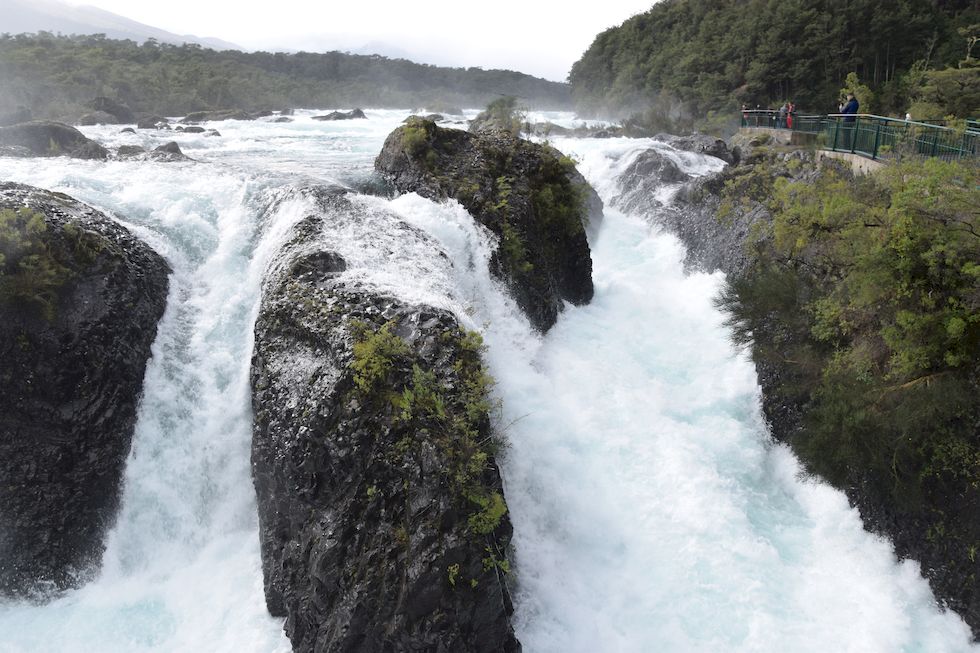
[65,0,655,81]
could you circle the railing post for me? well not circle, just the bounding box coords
[931,131,940,157]
[832,119,840,151]
[851,117,858,154]
[872,121,882,159]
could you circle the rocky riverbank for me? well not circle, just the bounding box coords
[0,182,170,598]
[622,134,980,639]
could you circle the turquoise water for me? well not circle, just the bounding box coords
[0,111,975,652]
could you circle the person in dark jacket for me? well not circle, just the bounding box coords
[840,93,860,148]
[841,93,859,122]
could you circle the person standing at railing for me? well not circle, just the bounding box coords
[842,93,859,121]
[778,102,788,128]
[787,101,795,129]
[841,93,859,148]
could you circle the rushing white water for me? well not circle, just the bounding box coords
[0,111,976,652]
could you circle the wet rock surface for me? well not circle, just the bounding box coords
[0,122,108,160]
[0,182,170,598]
[313,108,367,121]
[375,118,600,332]
[251,188,519,653]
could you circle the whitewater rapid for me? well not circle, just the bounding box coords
[0,110,975,652]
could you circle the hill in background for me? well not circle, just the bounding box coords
[0,0,240,50]
[0,33,571,121]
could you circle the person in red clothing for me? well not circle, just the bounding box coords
[786,101,795,129]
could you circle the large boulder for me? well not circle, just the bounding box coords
[136,114,169,130]
[658,133,736,164]
[0,182,170,598]
[612,148,691,215]
[180,109,253,123]
[90,97,135,124]
[0,122,108,160]
[375,117,600,332]
[312,109,367,121]
[78,111,119,126]
[251,188,519,653]
[151,141,191,162]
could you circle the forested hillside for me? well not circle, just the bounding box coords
[570,0,978,127]
[0,33,571,120]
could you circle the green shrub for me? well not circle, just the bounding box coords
[718,158,980,516]
[0,207,72,319]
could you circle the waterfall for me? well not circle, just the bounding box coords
[0,112,975,652]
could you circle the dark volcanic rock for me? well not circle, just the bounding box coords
[151,141,190,162]
[181,109,253,123]
[252,188,519,653]
[313,108,367,121]
[0,182,170,598]
[136,115,168,129]
[78,111,119,126]
[119,127,136,135]
[404,113,444,123]
[270,116,293,123]
[90,97,135,123]
[667,149,813,278]
[612,148,691,215]
[0,145,33,158]
[116,145,147,158]
[0,122,108,160]
[205,129,221,137]
[181,126,206,134]
[659,133,736,164]
[375,117,600,332]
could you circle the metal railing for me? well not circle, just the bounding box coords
[739,110,978,162]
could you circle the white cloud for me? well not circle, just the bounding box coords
[63,0,656,80]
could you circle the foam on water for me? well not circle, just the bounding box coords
[0,155,301,653]
[381,138,979,652]
[0,112,976,652]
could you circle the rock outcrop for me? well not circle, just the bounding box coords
[181,109,253,123]
[136,114,169,129]
[89,97,135,124]
[657,133,737,164]
[151,141,191,162]
[375,117,600,332]
[251,188,518,653]
[0,182,170,598]
[313,109,367,121]
[0,122,108,160]
[78,111,118,126]
[623,139,980,639]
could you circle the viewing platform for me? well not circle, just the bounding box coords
[739,110,978,167]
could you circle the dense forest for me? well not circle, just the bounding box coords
[569,0,979,129]
[0,33,571,121]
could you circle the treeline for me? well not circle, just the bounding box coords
[569,0,979,128]
[0,33,571,121]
